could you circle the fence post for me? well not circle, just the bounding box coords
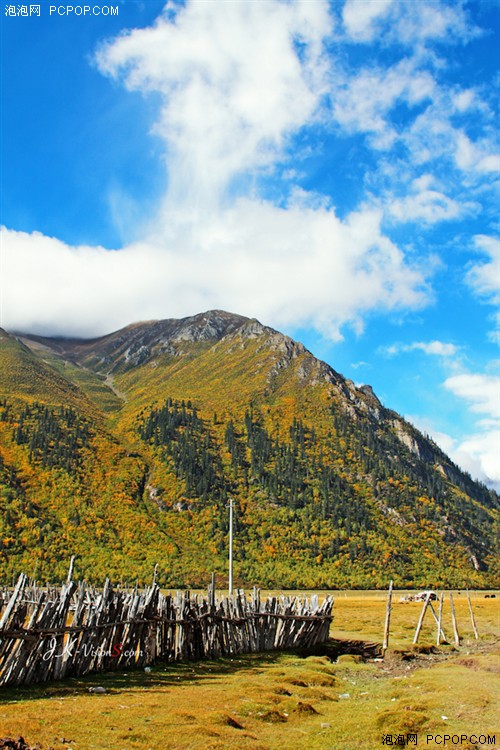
[427,600,447,643]
[208,572,216,607]
[0,573,26,630]
[436,591,444,645]
[382,580,393,655]
[466,589,479,640]
[449,592,460,646]
[413,591,432,644]
[66,556,75,586]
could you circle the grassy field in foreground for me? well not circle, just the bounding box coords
[0,591,498,750]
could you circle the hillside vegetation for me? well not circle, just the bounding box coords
[0,313,498,587]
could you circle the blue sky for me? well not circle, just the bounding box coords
[1,0,499,488]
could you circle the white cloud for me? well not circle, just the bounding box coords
[341,0,478,46]
[406,363,499,490]
[0,201,428,339]
[444,373,500,418]
[454,132,500,174]
[456,428,500,489]
[438,429,499,491]
[391,173,478,225]
[96,0,331,207]
[383,340,459,358]
[452,88,476,113]
[388,187,468,224]
[439,372,500,488]
[413,341,459,357]
[393,1,479,45]
[412,413,500,491]
[342,0,395,42]
[331,58,436,149]
[466,235,500,305]
[488,312,500,346]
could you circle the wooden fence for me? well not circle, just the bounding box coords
[0,574,333,687]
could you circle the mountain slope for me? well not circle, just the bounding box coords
[1,312,498,588]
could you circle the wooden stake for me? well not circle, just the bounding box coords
[382,580,393,654]
[413,591,432,644]
[66,556,75,586]
[0,573,26,630]
[209,572,216,607]
[427,601,447,643]
[436,591,444,645]
[466,588,479,639]
[449,592,460,646]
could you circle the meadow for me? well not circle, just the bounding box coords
[0,590,498,750]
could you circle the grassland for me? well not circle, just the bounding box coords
[0,591,498,750]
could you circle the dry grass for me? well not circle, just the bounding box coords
[0,591,498,749]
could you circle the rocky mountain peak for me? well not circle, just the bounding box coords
[166,310,249,343]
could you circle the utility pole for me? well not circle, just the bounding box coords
[228,496,234,596]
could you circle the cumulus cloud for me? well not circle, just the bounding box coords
[488,313,500,346]
[383,340,459,358]
[466,235,500,305]
[455,428,500,490]
[404,103,499,178]
[412,377,500,489]
[444,373,500,418]
[440,372,500,488]
[96,0,330,207]
[383,356,499,486]
[454,132,500,174]
[465,235,500,345]
[341,0,477,45]
[342,0,395,42]
[417,421,500,491]
[388,187,469,224]
[385,172,479,224]
[331,58,436,149]
[332,2,496,191]
[0,200,427,339]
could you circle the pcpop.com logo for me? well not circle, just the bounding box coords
[49,5,118,15]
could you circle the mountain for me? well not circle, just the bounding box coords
[1,312,498,589]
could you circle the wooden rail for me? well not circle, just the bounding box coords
[0,574,333,687]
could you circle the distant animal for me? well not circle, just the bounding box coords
[413,590,437,602]
[400,591,437,603]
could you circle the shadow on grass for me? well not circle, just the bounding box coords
[0,650,286,705]
[0,637,387,705]
[294,638,383,661]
